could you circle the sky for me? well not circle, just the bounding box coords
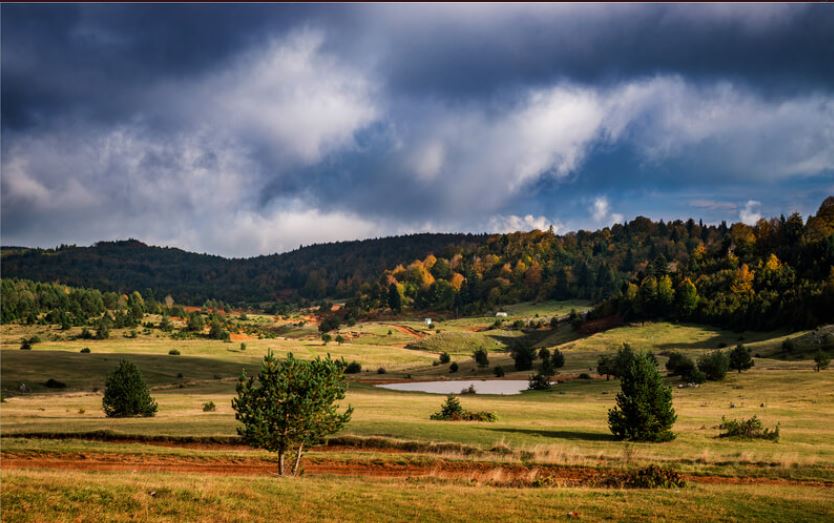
[2,3,833,257]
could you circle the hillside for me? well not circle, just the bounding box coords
[2,198,833,332]
[0,234,482,305]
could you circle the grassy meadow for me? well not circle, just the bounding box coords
[2,301,833,521]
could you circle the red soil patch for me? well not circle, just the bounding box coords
[2,451,827,488]
[229,332,254,342]
[391,325,427,340]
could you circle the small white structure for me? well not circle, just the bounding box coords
[424,318,433,326]
[495,312,508,318]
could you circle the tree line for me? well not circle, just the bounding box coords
[353,197,834,331]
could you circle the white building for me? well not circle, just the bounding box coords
[424,318,433,326]
[495,312,508,318]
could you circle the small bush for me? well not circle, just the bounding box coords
[44,378,67,389]
[176,372,184,379]
[578,372,592,380]
[719,415,780,441]
[460,384,477,394]
[528,373,552,391]
[377,367,387,374]
[493,366,505,377]
[168,349,181,356]
[449,362,459,373]
[430,394,496,422]
[439,352,451,364]
[202,401,216,412]
[240,343,247,351]
[345,361,362,374]
[610,465,686,489]
[80,347,91,353]
[19,339,32,350]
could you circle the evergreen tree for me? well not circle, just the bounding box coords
[387,283,402,312]
[208,317,228,340]
[675,278,699,318]
[551,348,565,369]
[511,341,536,371]
[608,351,676,442]
[698,350,730,380]
[102,360,158,417]
[814,350,831,372]
[187,312,205,332]
[95,316,110,340]
[232,352,352,476]
[473,347,489,368]
[728,344,754,374]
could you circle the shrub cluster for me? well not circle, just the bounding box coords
[607,465,686,489]
[344,361,362,374]
[719,415,780,442]
[527,373,552,391]
[202,401,216,412]
[430,395,496,422]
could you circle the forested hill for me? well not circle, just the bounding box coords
[3,197,834,331]
[362,197,834,330]
[0,234,483,305]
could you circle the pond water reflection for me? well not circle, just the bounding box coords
[377,379,531,395]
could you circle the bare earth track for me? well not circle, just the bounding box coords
[2,450,830,488]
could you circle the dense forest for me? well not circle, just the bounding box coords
[3,197,833,331]
[358,197,834,330]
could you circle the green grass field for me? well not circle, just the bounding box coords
[2,301,833,521]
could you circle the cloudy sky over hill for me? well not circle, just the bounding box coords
[2,4,833,256]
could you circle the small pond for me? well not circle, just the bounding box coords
[377,379,531,395]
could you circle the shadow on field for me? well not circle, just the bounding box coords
[487,427,615,441]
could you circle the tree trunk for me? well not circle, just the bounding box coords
[277,450,285,476]
[292,443,304,476]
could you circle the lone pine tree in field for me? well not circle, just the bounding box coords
[233,352,352,476]
[814,350,831,372]
[608,350,676,442]
[102,360,158,417]
[729,344,754,374]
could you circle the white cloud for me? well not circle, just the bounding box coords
[690,199,737,211]
[588,196,623,226]
[388,75,834,221]
[156,29,379,167]
[488,214,561,233]
[591,197,610,222]
[739,200,762,225]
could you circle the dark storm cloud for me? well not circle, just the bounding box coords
[365,4,834,98]
[2,3,833,256]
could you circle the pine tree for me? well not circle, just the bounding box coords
[387,283,402,312]
[232,352,352,476]
[729,344,754,374]
[102,360,158,417]
[608,351,676,442]
[814,350,831,372]
[473,347,489,368]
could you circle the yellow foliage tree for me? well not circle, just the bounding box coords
[731,264,755,295]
